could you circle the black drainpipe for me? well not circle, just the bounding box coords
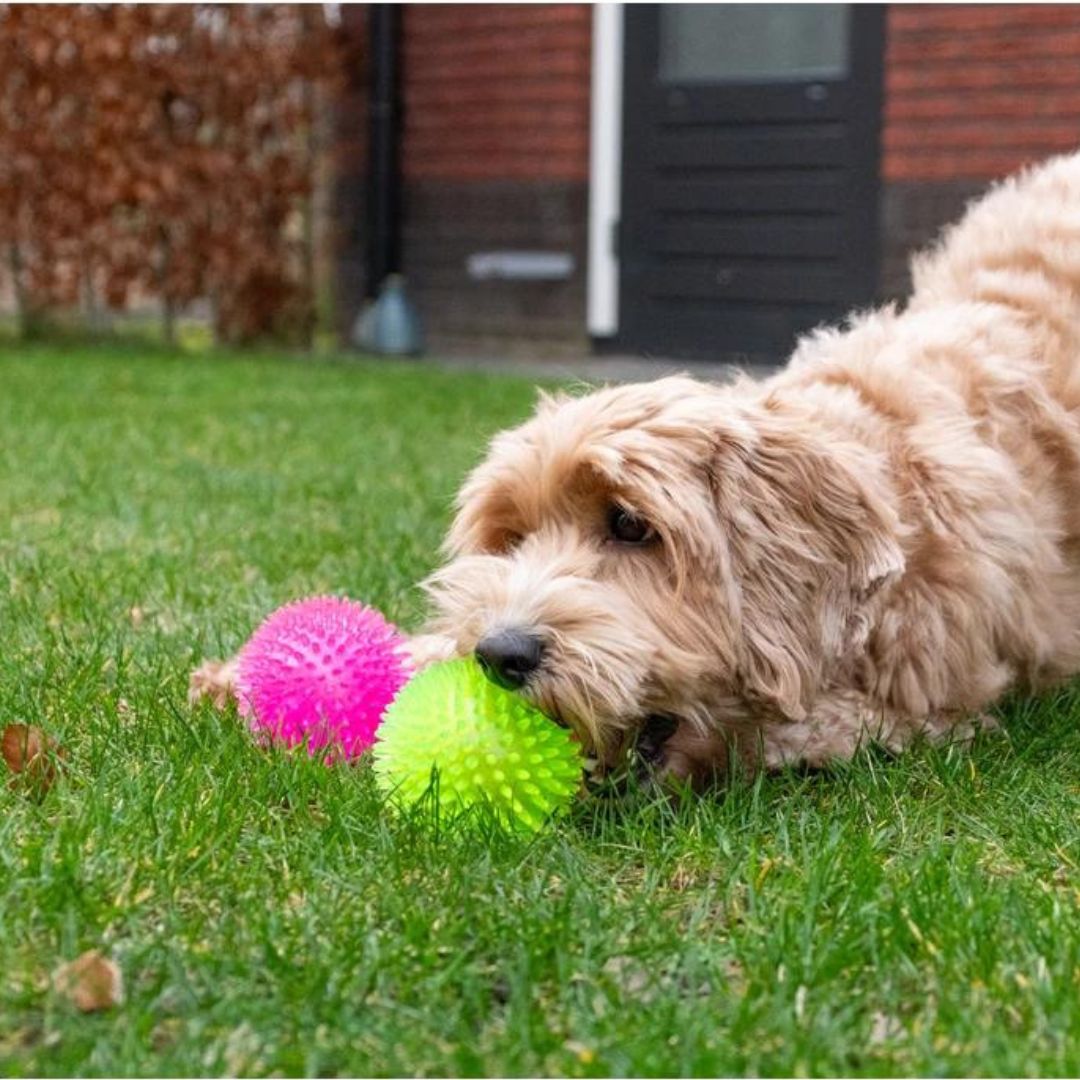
[366,4,402,299]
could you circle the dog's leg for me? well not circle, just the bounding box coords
[758,692,1004,770]
[400,632,459,670]
[188,656,240,709]
[638,718,731,792]
[188,633,460,711]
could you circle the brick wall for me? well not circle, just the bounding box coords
[405,4,1080,189]
[398,4,592,351]
[880,4,1080,296]
[334,4,594,346]
[402,4,591,182]
[337,5,1080,350]
[884,4,1080,181]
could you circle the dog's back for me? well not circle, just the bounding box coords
[769,151,1080,717]
[908,151,1080,405]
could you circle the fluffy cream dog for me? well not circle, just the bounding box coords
[193,152,1080,789]
[418,151,1080,786]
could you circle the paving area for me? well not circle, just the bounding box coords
[426,351,778,386]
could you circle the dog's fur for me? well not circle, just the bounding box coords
[192,152,1080,789]
[420,152,1080,784]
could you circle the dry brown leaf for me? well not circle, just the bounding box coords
[53,950,123,1012]
[2,723,48,772]
[2,723,65,792]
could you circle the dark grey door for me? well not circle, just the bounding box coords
[618,4,885,362]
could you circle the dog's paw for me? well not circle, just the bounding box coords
[399,633,459,672]
[948,710,1002,748]
[188,657,239,709]
[635,717,729,793]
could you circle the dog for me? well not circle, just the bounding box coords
[193,152,1080,790]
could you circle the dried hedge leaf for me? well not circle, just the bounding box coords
[2,723,66,793]
[52,954,123,1010]
[53,950,124,1012]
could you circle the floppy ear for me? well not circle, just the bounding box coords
[710,419,905,720]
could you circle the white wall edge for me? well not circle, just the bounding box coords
[586,3,623,339]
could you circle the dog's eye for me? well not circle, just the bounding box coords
[608,506,655,545]
[496,530,523,554]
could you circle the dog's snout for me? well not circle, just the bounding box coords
[475,628,544,690]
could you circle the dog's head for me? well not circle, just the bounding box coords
[424,376,904,764]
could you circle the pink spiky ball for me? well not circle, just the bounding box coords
[235,596,412,760]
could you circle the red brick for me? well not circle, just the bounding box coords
[888,90,1080,121]
[889,28,1080,64]
[884,4,1080,182]
[889,4,1080,34]
[407,80,588,110]
[886,149,1048,181]
[408,107,586,134]
[407,5,587,36]
[400,3,591,182]
[349,3,1080,187]
[885,122,1080,150]
[886,60,1080,94]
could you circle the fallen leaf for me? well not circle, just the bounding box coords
[3,723,46,772]
[2,723,65,792]
[53,950,123,1012]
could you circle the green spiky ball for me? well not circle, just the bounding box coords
[373,658,582,832]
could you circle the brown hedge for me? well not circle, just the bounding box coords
[0,5,345,345]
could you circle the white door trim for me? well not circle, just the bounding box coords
[586,3,624,339]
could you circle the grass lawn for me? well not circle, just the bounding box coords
[1,342,1080,1078]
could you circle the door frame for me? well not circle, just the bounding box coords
[587,3,624,343]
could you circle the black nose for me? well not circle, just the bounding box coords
[474,629,545,690]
